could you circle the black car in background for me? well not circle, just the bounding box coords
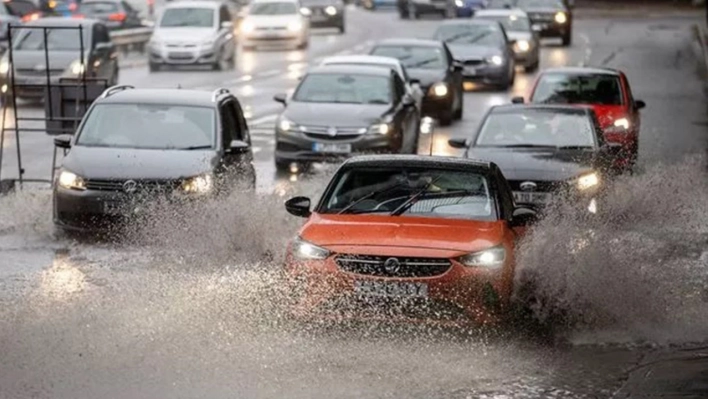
[76,0,144,30]
[300,0,345,33]
[487,0,573,46]
[448,104,619,213]
[272,64,420,172]
[433,19,516,90]
[396,0,456,19]
[52,86,256,231]
[369,38,463,126]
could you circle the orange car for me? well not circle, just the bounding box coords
[282,155,538,326]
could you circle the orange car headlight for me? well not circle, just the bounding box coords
[291,236,331,260]
[458,246,506,268]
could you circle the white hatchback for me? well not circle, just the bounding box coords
[239,0,310,50]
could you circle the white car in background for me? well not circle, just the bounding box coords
[239,0,310,50]
[148,0,236,72]
[319,55,424,116]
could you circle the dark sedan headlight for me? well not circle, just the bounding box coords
[291,236,331,260]
[574,172,600,191]
[513,40,531,53]
[57,170,86,191]
[555,12,567,24]
[367,123,392,135]
[458,246,506,269]
[487,55,504,66]
[428,82,449,97]
[278,117,301,133]
[325,5,338,15]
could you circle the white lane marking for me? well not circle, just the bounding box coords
[227,74,253,84]
[579,32,592,67]
[258,69,281,78]
[249,114,279,126]
[251,132,275,139]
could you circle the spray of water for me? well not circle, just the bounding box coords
[515,154,708,344]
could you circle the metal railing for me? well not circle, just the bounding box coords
[109,26,153,55]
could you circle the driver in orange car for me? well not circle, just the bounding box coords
[281,155,538,326]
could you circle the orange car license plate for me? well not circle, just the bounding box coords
[354,280,428,298]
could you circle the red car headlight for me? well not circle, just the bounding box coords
[290,237,331,260]
[457,246,506,269]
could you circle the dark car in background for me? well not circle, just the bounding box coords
[0,18,119,99]
[300,0,345,33]
[433,19,515,89]
[396,0,457,19]
[76,0,144,30]
[449,104,619,213]
[272,65,421,172]
[455,0,486,18]
[53,86,256,232]
[39,0,80,17]
[369,38,463,126]
[473,8,539,72]
[489,0,572,45]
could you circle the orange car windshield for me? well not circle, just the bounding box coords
[319,167,498,221]
[531,73,624,105]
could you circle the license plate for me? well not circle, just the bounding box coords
[513,191,551,204]
[312,142,351,153]
[169,52,192,58]
[354,280,429,298]
[533,23,548,30]
[311,15,328,21]
[464,66,477,75]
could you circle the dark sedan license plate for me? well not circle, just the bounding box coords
[354,280,429,298]
[464,66,477,75]
[513,191,551,204]
[312,142,351,153]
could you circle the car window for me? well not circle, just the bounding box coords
[93,24,110,44]
[7,1,37,16]
[232,101,250,143]
[532,73,625,105]
[319,166,498,221]
[392,73,405,103]
[370,45,446,70]
[475,109,596,148]
[220,102,238,145]
[248,2,298,15]
[160,7,215,28]
[293,73,392,105]
[399,65,410,82]
[76,104,216,150]
[13,27,91,50]
[475,15,531,33]
[494,167,515,219]
[78,1,119,14]
[433,23,505,46]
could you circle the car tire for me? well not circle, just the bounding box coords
[453,87,463,120]
[562,31,572,47]
[149,62,159,72]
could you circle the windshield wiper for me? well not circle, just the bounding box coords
[499,144,558,148]
[409,58,440,68]
[556,145,593,150]
[389,175,443,216]
[177,145,212,150]
[338,183,405,214]
[445,31,490,44]
[391,189,477,217]
[367,99,389,104]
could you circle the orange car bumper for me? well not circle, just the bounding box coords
[283,252,514,327]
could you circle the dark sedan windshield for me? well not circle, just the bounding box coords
[249,2,298,15]
[517,0,564,7]
[475,109,596,148]
[293,73,392,104]
[532,73,624,105]
[13,27,90,50]
[475,15,531,32]
[433,24,505,46]
[320,167,497,220]
[77,104,216,150]
[370,45,446,70]
[160,8,215,28]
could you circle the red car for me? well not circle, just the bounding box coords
[281,155,538,326]
[515,67,646,171]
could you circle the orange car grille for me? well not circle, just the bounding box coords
[335,255,452,278]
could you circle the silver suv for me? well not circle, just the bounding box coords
[148,0,236,72]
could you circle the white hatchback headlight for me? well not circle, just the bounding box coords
[368,123,391,135]
[291,236,331,260]
[300,7,312,16]
[278,117,298,132]
[287,20,303,32]
[325,5,337,15]
[458,246,506,269]
[555,12,567,24]
[181,173,213,194]
[576,172,600,191]
[0,59,9,74]
[241,20,255,33]
[69,60,85,75]
[57,170,86,191]
[514,40,530,52]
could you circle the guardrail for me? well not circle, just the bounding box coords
[109,27,153,55]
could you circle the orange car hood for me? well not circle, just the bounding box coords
[299,213,505,253]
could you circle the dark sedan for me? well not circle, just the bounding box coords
[52,87,256,232]
[369,38,463,126]
[272,65,420,172]
[489,0,572,46]
[76,0,144,30]
[448,104,621,214]
[433,19,515,90]
[300,0,345,33]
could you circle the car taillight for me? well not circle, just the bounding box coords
[72,13,85,18]
[68,2,77,11]
[108,12,126,21]
[21,12,40,22]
